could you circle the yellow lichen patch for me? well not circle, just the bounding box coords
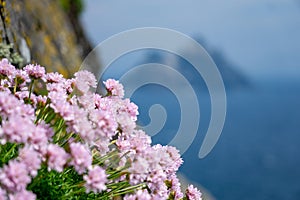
[0,0,10,27]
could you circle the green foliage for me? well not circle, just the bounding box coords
[59,0,84,16]
[0,143,20,167]
[28,166,106,200]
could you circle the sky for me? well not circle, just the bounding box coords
[81,0,300,80]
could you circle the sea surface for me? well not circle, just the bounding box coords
[131,78,300,200]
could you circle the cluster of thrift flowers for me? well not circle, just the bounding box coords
[0,58,202,200]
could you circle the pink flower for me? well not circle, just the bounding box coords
[94,95,111,111]
[9,189,36,200]
[50,97,75,121]
[0,63,194,198]
[148,181,169,199]
[0,160,31,192]
[103,79,124,98]
[169,175,183,199]
[84,166,107,193]
[74,70,97,93]
[15,91,35,104]
[0,79,13,90]
[0,187,6,200]
[151,145,183,175]
[73,115,95,142]
[13,69,30,85]
[128,156,149,184]
[36,95,47,106]
[28,124,50,151]
[93,93,102,109]
[2,115,34,144]
[124,99,139,121]
[117,130,151,154]
[116,113,136,134]
[90,109,117,139]
[45,72,64,83]
[124,189,151,200]
[0,59,15,77]
[46,144,69,172]
[92,137,110,156]
[0,91,20,117]
[186,185,202,200]
[77,94,95,111]
[165,146,183,174]
[46,82,67,94]
[23,64,45,79]
[0,91,32,118]
[18,146,41,177]
[69,143,92,174]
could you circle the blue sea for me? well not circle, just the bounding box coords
[129,77,300,200]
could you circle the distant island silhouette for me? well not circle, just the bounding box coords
[136,35,250,91]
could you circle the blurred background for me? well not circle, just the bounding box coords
[80,1,300,200]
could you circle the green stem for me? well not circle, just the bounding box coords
[13,77,18,94]
[95,149,119,164]
[1,143,17,163]
[108,183,147,197]
[35,104,50,123]
[28,79,34,100]
[61,187,85,199]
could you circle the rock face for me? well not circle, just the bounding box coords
[0,0,93,77]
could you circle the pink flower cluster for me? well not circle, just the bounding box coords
[0,58,202,200]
